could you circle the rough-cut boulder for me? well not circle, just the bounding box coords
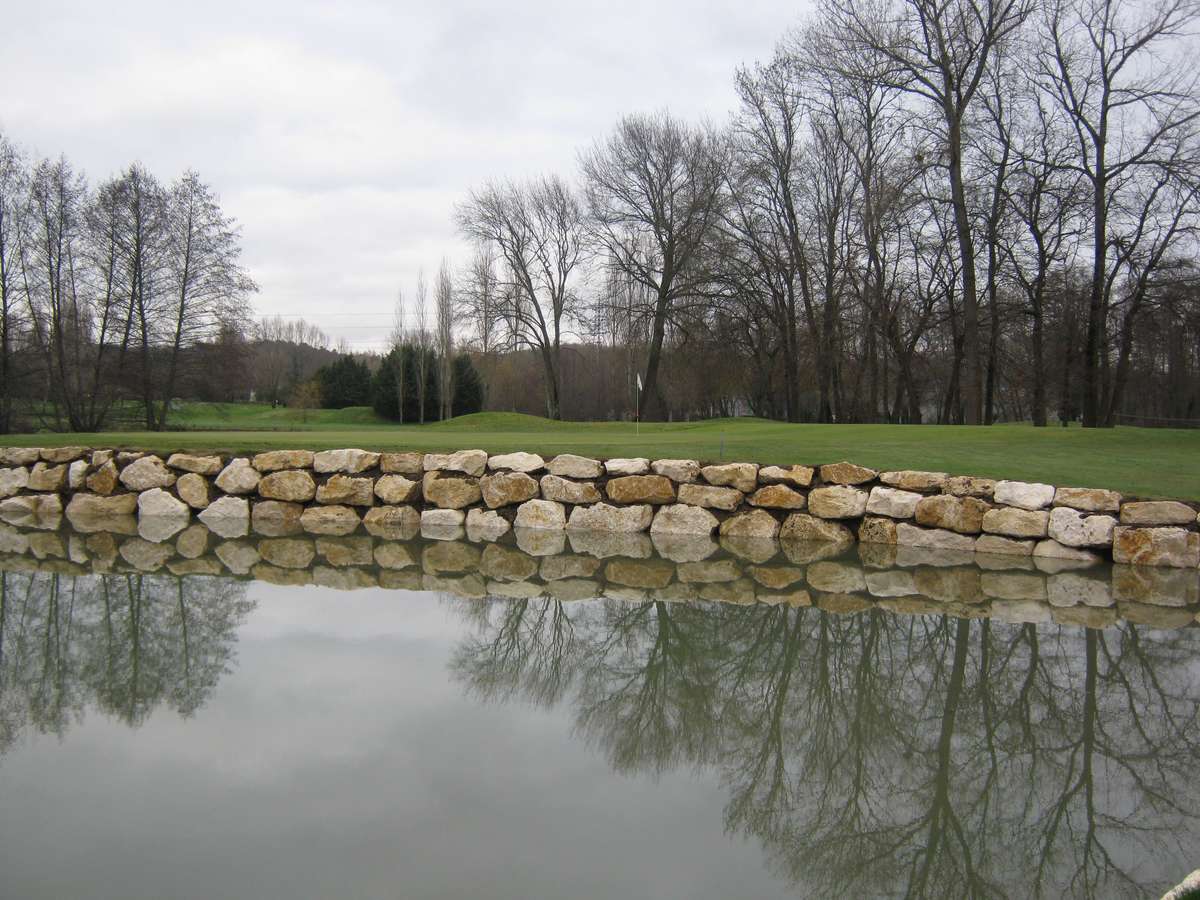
[1112,526,1200,568]
[993,480,1055,510]
[701,463,759,493]
[480,471,539,508]
[514,499,567,530]
[422,472,482,509]
[487,451,545,473]
[315,474,374,506]
[866,486,921,519]
[28,462,67,491]
[818,462,876,485]
[1119,500,1195,525]
[606,475,676,505]
[677,483,744,511]
[747,484,806,510]
[420,508,465,528]
[68,459,88,489]
[0,447,39,465]
[260,470,318,502]
[91,450,114,467]
[198,495,250,521]
[86,460,119,495]
[137,488,189,519]
[251,450,314,472]
[215,458,260,494]
[380,452,424,475]
[363,505,421,540]
[314,448,381,474]
[547,454,603,479]
[0,467,29,498]
[300,504,360,535]
[975,534,1035,556]
[758,465,814,487]
[41,446,88,463]
[981,507,1049,539]
[650,504,719,535]
[605,457,650,476]
[808,486,869,520]
[166,453,223,475]
[915,495,988,534]
[466,507,512,536]
[943,475,996,498]
[567,502,653,533]
[0,493,62,522]
[857,516,897,545]
[781,513,854,543]
[374,474,421,504]
[719,509,780,538]
[879,470,947,491]
[895,523,976,551]
[66,493,139,519]
[651,459,701,483]
[1047,507,1115,547]
[421,449,486,476]
[118,456,176,491]
[1052,486,1121,513]
[540,475,601,504]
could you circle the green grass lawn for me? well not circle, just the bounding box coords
[3,404,1198,500]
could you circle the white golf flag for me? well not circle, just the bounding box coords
[636,373,643,391]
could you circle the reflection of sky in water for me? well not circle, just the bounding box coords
[0,585,791,900]
[0,563,1198,899]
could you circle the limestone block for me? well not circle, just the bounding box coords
[480,471,540,508]
[363,505,420,540]
[1047,571,1113,608]
[1112,565,1198,607]
[547,454,603,479]
[719,509,780,538]
[166,453,223,475]
[40,446,88,463]
[315,474,373,506]
[380,452,424,475]
[86,460,119,495]
[251,450,314,472]
[68,459,88,489]
[981,507,1049,539]
[0,447,39,465]
[260,470,319,503]
[1032,539,1103,563]
[880,470,947,491]
[420,508,466,528]
[513,499,567,530]
[943,476,996,498]
[137,488,189,519]
[214,458,260,494]
[514,528,567,557]
[866,486,921,519]
[1119,500,1196,526]
[650,533,718,562]
[758,465,814,487]
[993,480,1055,510]
[66,492,139,520]
[1112,526,1200,568]
[485,451,544,473]
[422,472,482,509]
[651,459,701,483]
[420,449,485,476]
[677,483,744,511]
[0,466,29,498]
[780,512,855,543]
[818,461,876,485]
[466,508,512,538]
[605,457,650,475]
[606,474,675,505]
[540,475,601,504]
[915,495,988,534]
[857,516,898,545]
[701,462,759,493]
[747,484,806,509]
[650,504,719,535]
[1047,507,1115,547]
[975,534,1035,556]
[197,496,250,524]
[300,504,361,536]
[119,456,176,491]
[1052,486,1121,513]
[567,502,653,533]
[809,485,869,520]
[28,462,67,491]
[251,500,305,536]
[895,523,976,551]
[314,448,381,474]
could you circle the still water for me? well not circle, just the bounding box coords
[0,523,1198,899]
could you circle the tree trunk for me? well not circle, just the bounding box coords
[947,113,982,425]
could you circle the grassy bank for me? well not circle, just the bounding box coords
[3,405,1197,500]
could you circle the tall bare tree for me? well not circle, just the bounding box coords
[456,175,585,419]
[581,112,727,420]
[435,257,455,420]
[0,132,28,433]
[413,268,431,423]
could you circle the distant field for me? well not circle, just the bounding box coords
[3,403,1198,500]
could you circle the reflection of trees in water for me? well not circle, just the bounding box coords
[0,571,254,754]
[451,599,1200,898]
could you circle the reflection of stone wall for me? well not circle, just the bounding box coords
[1,520,1195,631]
[2,446,1198,568]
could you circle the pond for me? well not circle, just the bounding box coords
[1,521,1198,899]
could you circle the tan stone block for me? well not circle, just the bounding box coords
[818,461,876,485]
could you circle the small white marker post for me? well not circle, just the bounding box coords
[635,372,642,436]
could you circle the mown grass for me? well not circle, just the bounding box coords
[3,404,1198,500]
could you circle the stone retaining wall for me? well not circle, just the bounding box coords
[1,446,1198,569]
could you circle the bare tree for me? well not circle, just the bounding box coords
[1039,0,1200,426]
[435,257,455,420]
[413,268,431,423]
[821,0,1033,424]
[456,175,585,419]
[0,132,28,433]
[389,288,407,424]
[580,111,727,420]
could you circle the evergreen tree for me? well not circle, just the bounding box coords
[315,356,372,408]
[452,354,484,417]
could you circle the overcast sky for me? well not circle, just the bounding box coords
[2,0,805,350]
